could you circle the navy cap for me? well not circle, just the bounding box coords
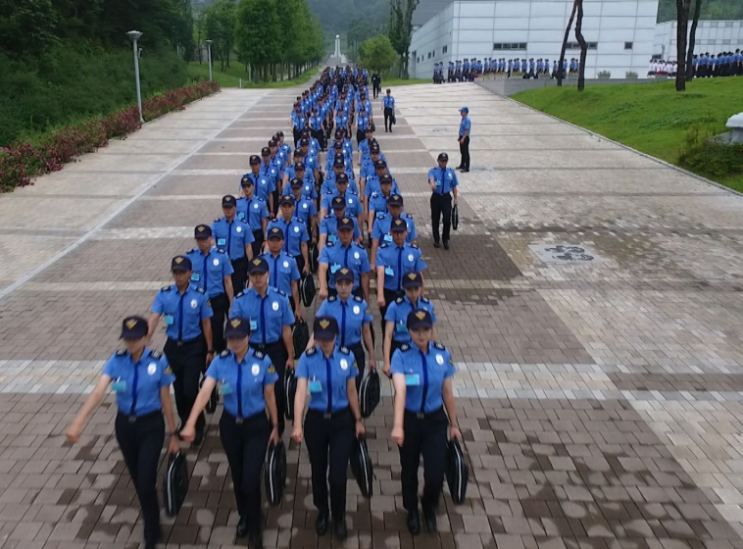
[337,217,354,231]
[459,106,469,113]
[293,149,303,157]
[333,157,345,167]
[195,224,212,239]
[374,160,386,169]
[333,142,343,149]
[279,195,295,206]
[294,162,306,171]
[336,172,349,184]
[380,174,393,185]
[290,178,303,189]
[370,146,381,154]
[267,227,284,240]
[171,255,192,272]
[261,147,270,156]
[225,317,251,338]
[335,267,354,283]
[402,272,423,289]
[249,155,261,165]
[331,196,346,210]
[390,218,408,233]
[388,194,403,206]
[268,139,277,147]
[222,195,237,208]
[276,131,284,138]
[120,315,148,340]
[241,176,253,187]
[438,152,449,162]
[365,127,374,133]
[313,316,339,340]
[407,309,434,330]
[248,257,269,274]
[300,138,309,146]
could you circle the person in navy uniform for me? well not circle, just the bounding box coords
[318,196,362,254]
[186,224,234,354]
[285,178,318,244]
[213,195,254,293]
[147,256,214,445]
[261,227,302,317]
[382,89,395,133]
[67,316,180,549]
[319,217,371,302]
[237,171,270,258]
[231,257,295,435]
[428,152,460,249]
[457,107,471,172]
[182,318,278,549]
[372,71,381,98]
[375,219,427,336]
[382,272,436,376]
[367,174,400,237]
[242,153,276,215]
[267,195,311,274]
[370,194,417,262]
[311,268,376,390]
[390,309,462,535]
[320,172,361,219]
[291,316,365,541]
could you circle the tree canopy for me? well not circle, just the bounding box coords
[359,34,397,73]
[658,0,743,21]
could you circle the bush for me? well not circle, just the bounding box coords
[679,124,743,178]
[625,71,638,79]
[597,70,611,79]
[0,81,219,192]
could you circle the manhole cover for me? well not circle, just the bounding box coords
[529,244,601,264]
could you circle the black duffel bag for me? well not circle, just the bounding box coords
[163,452,189,516]
[284,367,298,420]
[359,370,380,419]
[446,439,469,504]
[264,441,287,506]
[292,319,309,360]
[309,243,319,274]
[300,272,316,307]
[452,205,459,231]
[350,435,374,498]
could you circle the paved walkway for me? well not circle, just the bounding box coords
[1,83,743,549]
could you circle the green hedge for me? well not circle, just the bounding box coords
[0,44,188,147]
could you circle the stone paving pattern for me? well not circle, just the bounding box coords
[1,83,743,549]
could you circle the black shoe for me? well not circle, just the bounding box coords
[333,519,348,541]
[407,510,421,536]
[443,241,450,250]
[455,165,463,169]
[423,507,437,533]
[249,530,263,549]
[236,516,249,538]
[433,241,440,248]
[462,169,469,173]
[315,510,329,536]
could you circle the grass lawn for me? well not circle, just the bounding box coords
[512,77,743,192]
[379,76,431,87]
[187,63,321,89]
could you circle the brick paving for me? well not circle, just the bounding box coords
[1,83,743,549]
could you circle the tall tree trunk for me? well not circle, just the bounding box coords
[675,0,692,91]
[686,0,702,81]
[558,0,578,87]
[575,0,587,91]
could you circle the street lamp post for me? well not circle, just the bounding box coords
[205,40,213,81]
[126,30,144,123]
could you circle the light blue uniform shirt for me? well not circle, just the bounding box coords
[289,195,317,224]
[212,217,255,261]
[383,96,395,109]
[185,247,234,298]
[459,116,471,138]
[391,342,455,413]
[104,348,174,417]
[230,287,295,344]
[364,176,399,198]
[369,191,400,214]
[322,172,359,195]
[384,296,437,344]
[376,243,427,291]
[317,296,373,348]
[320,214,361,242]
[321,191,361,217]
[151,284,213,341]
[320,242,371,290]
[267,217,309,257]
[428,166,459,194]
[205,349,277,418]
[372,213,417,243]
[236,195,270,232]
[295,347,358,413]
[261,251,300,296]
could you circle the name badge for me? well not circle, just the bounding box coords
[220,382,233,395]
[164,315,174,326]
[111,381,127,393]
[328,235,337,243]
[395,323,408,333]
[309,380,322,393]
[237,212,245,220]
[377,213,385,220]
[436,180,442,187]
[384,266,394,276]
[383,234,393,242]
[191,273,200,282]
[250,319,258,331]
[217,238,226,246]
[405,374,420,386]
[331,264,341,274]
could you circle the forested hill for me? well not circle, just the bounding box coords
[658,0,741,23]
[307,0,388,36]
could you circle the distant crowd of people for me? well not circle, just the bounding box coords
[432,57,585,83]
[649,50,742,78]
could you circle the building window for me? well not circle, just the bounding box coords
[624,42,633,50]
[725,21,733,27]
[710,21,719,27]
[427,52,431,59]
[566,42,598,50]
[443,45,448,54]
[723,39,731,45]
[493,43,527,50]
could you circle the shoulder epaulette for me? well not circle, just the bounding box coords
[257,197,265,202]
[160,285,171,292]
[380,243,389,248]
[326,241,335,247]
[274,288,287,297]
[339,346,351,355]
[214,218,222,223]
[296,218,305,224]
[406,213,414,219]
[216,249,227,254]
[306,347,317,356]
[196,288,206,294]
[115,349,127,356]
[353,295,363,302]
[324,214,333,219]
[371,192,379,198]
[410,244,419,249]
[188,248,198,253]
[328,295,337,302]
[235,291,244,298]
[150,350,163,359]
[219,349,231,358]
[395,296,404,304]
[252,349,265,359]
[324,190,334,195]
[421,296,430,304]
[433,342,446,351]
[400,343,411,352]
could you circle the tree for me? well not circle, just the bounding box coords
[234,0,280,82]
[204,0,236,70]
[557,0,577,87]
[675,0,692,91]
[685,0,702,81]
[388,0,418,78]
[173,0,194,61]
[574,0,588,92]
[359,34,397,73]
[0,0,58,58]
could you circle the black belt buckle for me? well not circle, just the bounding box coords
[236,417,243,425]
[177,341,184,347]
[128,415,137,423]
[416,413,425,420]
[323,413,332,420]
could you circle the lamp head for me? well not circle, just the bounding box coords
[126,30,142,42]
[205,39,213,46]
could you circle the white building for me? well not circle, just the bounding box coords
[654,20,743,60]
[409,0,659,79]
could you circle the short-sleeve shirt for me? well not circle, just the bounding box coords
[320,242,371,290]
[205,349,277,417]
[320,214,361,242]
[295,347,358,413]
[321,191,361,217]
[230,287,295,344]
[261,251,301,296]
[236,195,270,232]
[151,284,213,341]
[267,217,309,257]
[372,213,417,243]
[317,296,373,348]
[428,166,459,195]
[103,348,174,416]
[459,115,472,137]
[375,243,427,291]
[185,248,234,298]
[212,217,255,261]
[390,342,455,413]
[384,296,437,344]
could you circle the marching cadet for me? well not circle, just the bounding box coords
[186,225,234,354]
[182,317,279,549]
[457,107,471,173]
[357,127,375,167]
[147,256,214,446]
[286,178,319,245]
[241,154,275,216]
[310,268,376,390]
[323,157,359,195]
[375,219,427,336]
[428,152,459,250]
[355,107,370,147]
[282,163,318,201]
[261,227,302,317]
[320,172,361,219]
[318,196,362,253]
[299,138,322,186]
[67,316,179,549]
[382,272,436,376]
[310,107,325,154]
[368,174,400,236]
[231,257,295,435]
[267,195,311,274]
[291,316,365,541]
[390,309,461,535]
[213,195,254,293]
[319,217,371,302]
[383,89,395,133]
[237,174,270,258]
[260,147,282,213]
[370,194,417,263]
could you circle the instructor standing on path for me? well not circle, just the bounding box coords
[457,107,471,173]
